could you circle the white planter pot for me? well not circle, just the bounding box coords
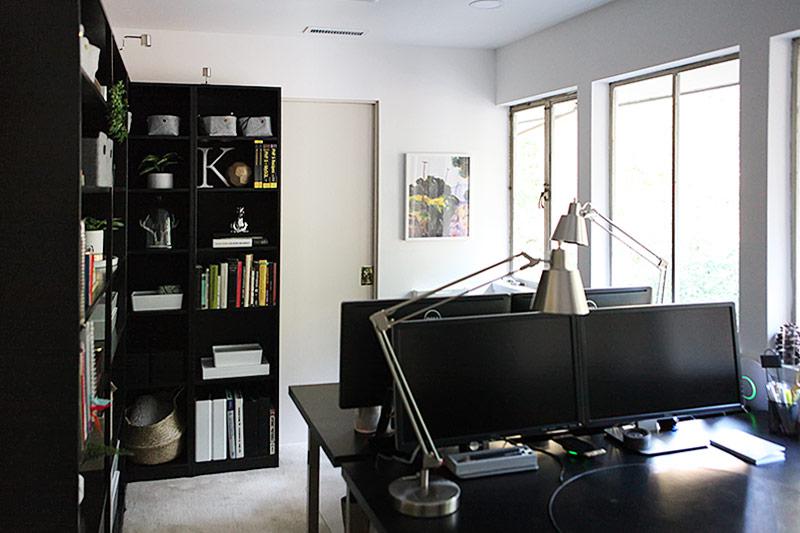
[147,173,174,189]
[85,230,104,255]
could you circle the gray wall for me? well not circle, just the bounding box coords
[496,0,800,355]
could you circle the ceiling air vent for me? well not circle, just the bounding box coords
[303,26,366,37]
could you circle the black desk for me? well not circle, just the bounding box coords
[342,413,800,532]
[289,383,373,533]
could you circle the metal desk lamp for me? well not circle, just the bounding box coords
[369,250,589,518]
[552,201,670,303]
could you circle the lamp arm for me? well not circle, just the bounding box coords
[580,204,669,303]
[369,251,546,472]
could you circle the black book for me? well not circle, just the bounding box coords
[194,265,204,310]
[243,393,270,456]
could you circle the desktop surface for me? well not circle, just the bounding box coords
[341,412,800,533]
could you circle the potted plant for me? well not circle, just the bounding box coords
[139,152,179,189]
[84,217,124,256]
[107,80,129,143]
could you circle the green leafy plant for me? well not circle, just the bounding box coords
[138,152,180,175]
[81,442,132,465]
[84,217,124,231]
[107,80,129,143]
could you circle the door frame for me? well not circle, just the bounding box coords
[281,97,380,298]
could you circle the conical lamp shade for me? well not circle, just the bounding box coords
[532,249,589,315]
[551,201,589,246]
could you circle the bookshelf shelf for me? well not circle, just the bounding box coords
[128,248,189,255]
[83,185,113,194]
[197,135,278,143]
[192,454,277,476]
[195,305,277,314]
[198,188,279,193]
[130,309,187,317]
[197,245,278,254]
[194,373,276,386]
[129,135,190,141]
[128,188,190,194]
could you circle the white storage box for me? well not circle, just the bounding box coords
[131,291,183,312]
[82,132,114,187]
[201,115,237,136]
[212,343,263,367]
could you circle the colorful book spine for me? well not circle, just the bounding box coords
[258,260,268,307]
[209,264,219,309]
[270,262,277,306]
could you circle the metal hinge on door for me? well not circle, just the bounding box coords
[360,266,374,286]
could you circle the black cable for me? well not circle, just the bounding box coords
[547,463,644,533]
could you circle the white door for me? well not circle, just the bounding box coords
[280,100,376,444]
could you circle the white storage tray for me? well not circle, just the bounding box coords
[212,343,263,367]
[131,291,183,312]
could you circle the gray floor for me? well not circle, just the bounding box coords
[123,442,346,533]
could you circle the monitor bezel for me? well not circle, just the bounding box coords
[577,302,744,429]
[392,311,582,450]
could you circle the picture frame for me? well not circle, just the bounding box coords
[405,153,470,240]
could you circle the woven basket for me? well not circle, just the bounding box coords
[124,391,184,465]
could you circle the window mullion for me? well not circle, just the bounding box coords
[670,72,679,302]
[544,102,553,252]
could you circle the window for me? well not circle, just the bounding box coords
[611,56,740,305]
[511,94,577,279]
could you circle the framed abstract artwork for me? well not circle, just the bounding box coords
[405,153,470,240]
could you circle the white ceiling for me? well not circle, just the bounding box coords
[104,0,613,49]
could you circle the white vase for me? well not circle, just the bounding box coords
[85,229,104,255]
[147,173,174,189]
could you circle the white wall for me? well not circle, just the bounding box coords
[496,0,800,355]
[117,29,508,444]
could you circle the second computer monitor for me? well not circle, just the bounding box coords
[338,294,512,409]
[392,313,579,449]
[510,286,652,312]
[580,303,742,427]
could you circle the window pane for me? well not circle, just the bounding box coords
[512,105,546,279]
[675,60,740,305]
[611,75,674,296]
[550,99,578,229]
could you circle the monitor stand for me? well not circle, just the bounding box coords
[604,419,709,455]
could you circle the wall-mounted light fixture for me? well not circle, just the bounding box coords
[120,34,152,50]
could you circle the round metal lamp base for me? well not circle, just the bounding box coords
[388,475,461,518]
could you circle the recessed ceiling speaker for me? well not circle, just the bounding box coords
[740,357,767,411]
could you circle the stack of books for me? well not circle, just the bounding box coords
[195,390,276,462]
[196,255,277,310]
[253,140,278,189]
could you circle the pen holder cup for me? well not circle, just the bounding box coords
[767,401,799,437]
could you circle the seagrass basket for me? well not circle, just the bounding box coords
[124,390,184,465]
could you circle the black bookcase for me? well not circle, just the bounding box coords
[123,83,281,482]
[1,0,129,531]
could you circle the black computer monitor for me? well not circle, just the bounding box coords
[338,294,512,409]
[580,303,742,427]
[584,286,653,308]
[392,313,579,449]
[510,286,652,312]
